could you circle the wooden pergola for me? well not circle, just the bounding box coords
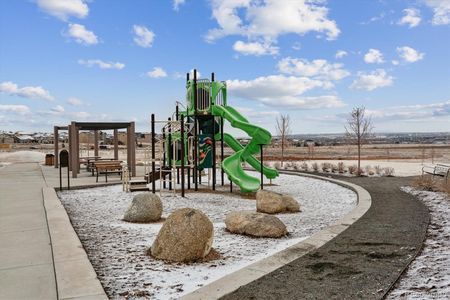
[54,121,136,178]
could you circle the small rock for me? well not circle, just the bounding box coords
[225,211,288,238]
[150,208,213,262]
[123,192,162,223]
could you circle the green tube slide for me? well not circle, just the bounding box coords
[212,105,279,193]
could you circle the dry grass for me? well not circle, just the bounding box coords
[301,162,309,171]
[412,175,450,196]
[383,167,395,177]
[312,162,319,171]
[348,164,357,175]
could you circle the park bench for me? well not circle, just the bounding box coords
[422,164,450,182]
[93,160,123,182]
[89,158,118,175]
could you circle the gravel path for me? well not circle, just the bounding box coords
[221,175,430,300]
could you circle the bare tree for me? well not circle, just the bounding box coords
[276,114,291,167]
[345,107,373,175]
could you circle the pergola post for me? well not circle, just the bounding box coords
[94,130,99,157]
[70,122,78,178]
[68,125,72,171]
[76,126,80,174]
[130,122,136,177]
[54,126,59,168]
[113,129,119,160]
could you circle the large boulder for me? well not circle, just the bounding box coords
[123,193,162,223]
[282,195,301,213]
[150,208,213,262]
[256,190,300,214]
[225,211,287,238]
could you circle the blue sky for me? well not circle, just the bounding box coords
[0,0,449,135]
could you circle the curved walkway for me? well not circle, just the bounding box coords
[221,175,430,300]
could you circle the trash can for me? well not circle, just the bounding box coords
[45,154,55,166]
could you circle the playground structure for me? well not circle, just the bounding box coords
[125,70,279,195]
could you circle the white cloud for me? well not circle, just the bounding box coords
[361,12,387,25]
[51,105,65,113]
[424,0,450,25]
[66,23,98,45]
[78,59,125,69]
[367,100,450,120]
[0,81,54,101]
[277,57,350,81]
[0,104,30,115]
[350,69,393,91]
[335,50,348,59]
[227,75,344,109]
[133,25,155,48]
[234,106,279,118]
[206,0,340,45]
[67,97,83,106]
[173,0,186,11]
[233,40,279,56]
[398,8,421,27]
[36,0,88,21]
[146,67,168,78]
[364,49,384,64]
[396,46,425,63]
[392,60,399,65]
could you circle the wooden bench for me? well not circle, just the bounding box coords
[89,158,117,175]
[93,161,123,182]
[422,164,450,182]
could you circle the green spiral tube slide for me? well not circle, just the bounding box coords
[212,105,279,193]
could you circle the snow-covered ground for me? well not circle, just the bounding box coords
[58,172,356,299]
[0,150,45,163]
[387,187,450,300]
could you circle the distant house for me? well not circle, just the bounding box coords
[0,132,14,144]
[15,135,35,143]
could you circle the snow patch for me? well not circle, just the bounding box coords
[387,187,450,299]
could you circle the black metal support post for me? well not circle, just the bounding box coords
[221,117,224,185]
[181,115,185,197]
[162,126,166,189]
[193,69,198,191]
[176,105,180,184]
[151,114,156,193]
[260,144,263,190]
[168,117,172,190]
[211,73,216,191]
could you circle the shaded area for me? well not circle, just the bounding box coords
[221,176,429,300]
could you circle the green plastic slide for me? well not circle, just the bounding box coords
[212,105,279,193]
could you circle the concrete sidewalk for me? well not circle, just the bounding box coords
[0,163,57,300]
[1,163,107,300]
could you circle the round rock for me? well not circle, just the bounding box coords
[225,211,287,238]
[256,190,300,214]
[150,208,213,262]
[123,192,162,223]
[282,194,301,212]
